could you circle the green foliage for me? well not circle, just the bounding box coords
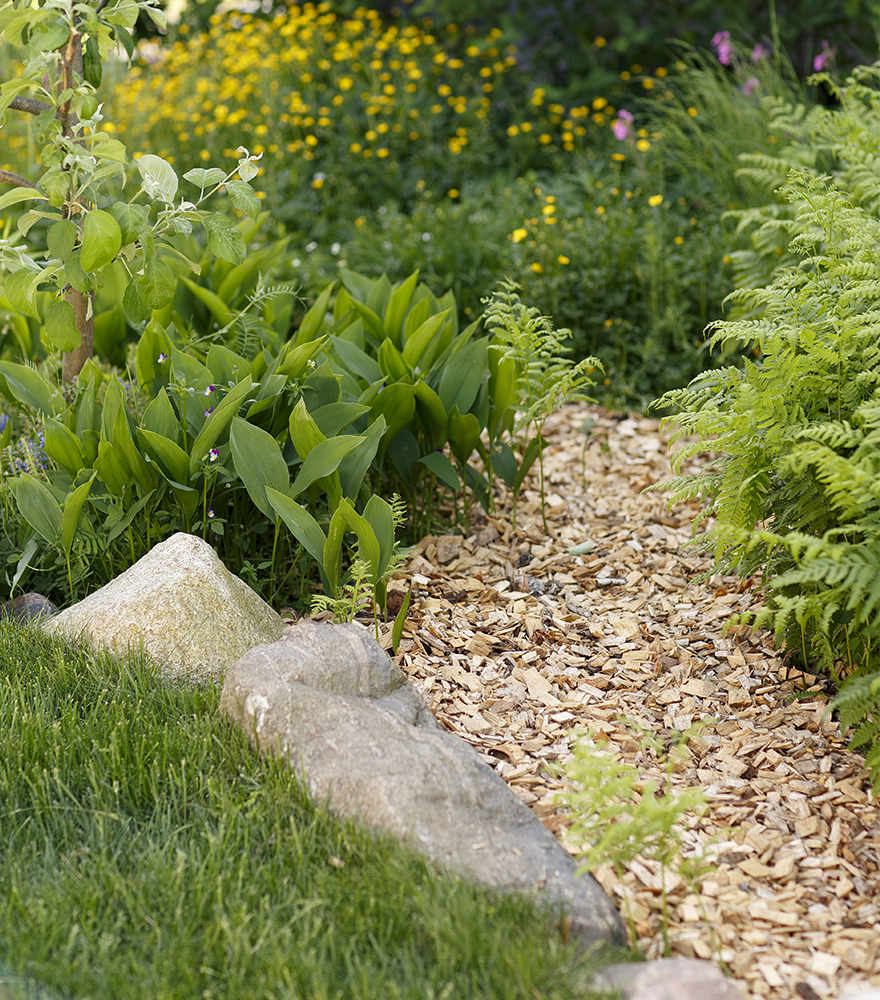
[559,727,706,949]
[0,623,621,1000]
[655,161,880,778]
[482,278,599,532]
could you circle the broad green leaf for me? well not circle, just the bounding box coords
[368,384,415,457]
[43,416,85,477]
[311,401,370,438]
[62,474,96,560]
[334,497,381,583]
[16,472,62,544]
[136,153,179,203]
[290,435,364,498]
[418,451,461,493]
[206,344,251,385]
[188,375,252,473]
[202,214,246,265]
[329,335,383,384]
[28,17,69,52]
[110,202,149,244]
[89,135,128,163]
[401,309,451,370]
[104,0,139,29]
[383,270,419,349]
[294,281,335,346]
[377,339,410,381]
[123,279,150,324]
[4,269,42,319]
[447,406,482,466]
[216,237,289,304]
[81,209,122,271]
[0,361,60,415]
[322,506,345,596]
[266,488,330,590]
[391,589,411,652]
[338,415,385,499]
[183,167,226,190]
[0,187,48,211]
[363,494,395,579]
[229,416,289,520]
[350,299,385,340]
[402,292,432,340]
[46,219,76,260]
[141,387,179,440]
[136,259,176,309]
[112,399,157,490]
[44,299,81,352]
[106,491,155,545]
[489,440,517,489]
[180,275,235,327]
[288,397,326,460]
[137,428,190,485]
[365,273,392,316]
[225,178,261,220]
[413,381,448,453]
[438,338,489,414]
[275,337,328,380]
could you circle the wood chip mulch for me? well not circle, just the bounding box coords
[372,404,880,1000]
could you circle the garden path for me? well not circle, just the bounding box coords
[371,403,879,1000]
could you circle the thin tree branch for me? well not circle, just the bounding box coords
[0,169,37,189]
[9,95,53,116]
[94,0,110,12]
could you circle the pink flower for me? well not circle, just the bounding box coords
[742,76,759,97]
[751,43,768,61]
[813,40,835,72]
[612,109,633,141]
[712,30,733,66]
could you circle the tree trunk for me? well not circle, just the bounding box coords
[61,287,94,384]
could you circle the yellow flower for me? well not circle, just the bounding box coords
[641,78,654,89]
[592,96,608,110]
[648,194,663,207]
[557,255,570,264]
[611,153,626,162]
[448,188,459,198]
[636,139,650,151]
[511,228,528,243]
[311,178,324,189]
[507,124,520,136]
[594,36,607,47]
[596,206,605,214]
[530,262,543,273]
[377,148,389,158]
[687,107,698,117]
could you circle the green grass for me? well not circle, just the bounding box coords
[0,622,624,1000]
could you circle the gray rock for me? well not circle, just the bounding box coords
[43,532,283,682]
[1,592,58,624]
[220,619,625,950]
[591,957,745,999]
[837,992,880,999]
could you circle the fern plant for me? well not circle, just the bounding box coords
[482,279,600,534]
[655,161,880,780]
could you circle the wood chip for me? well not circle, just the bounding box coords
[365,403,880,1000]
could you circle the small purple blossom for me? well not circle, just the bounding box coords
[612,109,633,141]
[204,406,214,417]
[203,385,215,396]
[813,40,835,72]
[157,352,168,363]
[207,509,215,518]
[0,415,8,432]
[742,76,759,97]
[751,43,768,61]
[712,30,733,66]
[208,447,219,462]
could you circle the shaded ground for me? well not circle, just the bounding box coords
[371,403,880,1000]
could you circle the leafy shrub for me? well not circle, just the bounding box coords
[656,162,880,780]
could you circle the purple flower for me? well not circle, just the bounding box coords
[742,76,759,97]
[813,40,835,72]
[204,406,214,417]
[208,447,219,462]
[712,30,733,66]
[157,352,168,363]
[751,43,768,61]
[207,509,215,518]
[612,109,633,141]
[203,385,215,396]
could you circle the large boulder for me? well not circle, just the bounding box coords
[43,532,283,682]
[220,619,625,950]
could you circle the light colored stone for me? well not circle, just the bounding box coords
[220,619,625,950]
[591,957,746,999]
[43,532,283,682]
